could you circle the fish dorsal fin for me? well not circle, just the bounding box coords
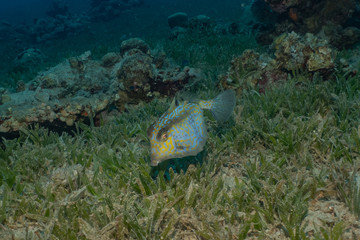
[178,91,199,103]
[168,97,179,112]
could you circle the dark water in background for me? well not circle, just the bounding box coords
[0,0,250,26]
[0,0,91,24]
[0,0,253,87]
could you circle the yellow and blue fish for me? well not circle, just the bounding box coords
[147,90,236,166]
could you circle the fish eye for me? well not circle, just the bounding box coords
[161,133,168,140]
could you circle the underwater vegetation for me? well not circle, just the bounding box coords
[0,0,360,239]
[1,33,360,238]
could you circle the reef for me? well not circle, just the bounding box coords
[0,21,23,42]
[253,0,360,48]
[167,8,256,40]
[46,0,69,18]
[90,0,144,21]
[13,48,46,72]
[27,14,89,43]
[220,31,337,93]
[0,0,146,45]
[168,12,188,29]
[0,38,199,136]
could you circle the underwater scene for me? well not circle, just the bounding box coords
[1,0,360,239]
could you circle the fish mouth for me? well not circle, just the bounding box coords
[150,154,160,166]
[150,160,159,167]
[150,153,170,166]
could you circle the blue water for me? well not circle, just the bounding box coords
[0,0,90,24]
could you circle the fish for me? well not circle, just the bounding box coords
[147,90,236,166]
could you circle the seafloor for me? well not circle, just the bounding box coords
[1,0,360,239]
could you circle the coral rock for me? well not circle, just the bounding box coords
[101,52,122,68]
[273,32,336,72]
[168,12,188,29]
[114,52,154,99]
[0,38,199,136]
[258,0,357,49]
[13,48,46,70]
[120,38,150,57]
[221,32,337,94]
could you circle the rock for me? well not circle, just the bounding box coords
[113,52,154,99]
[68,51,92,72]
[273,32,306,71]
[220,32,337,93]
[16,81,26,92]
[307,46,334,72]
[188,15,212,30]
[27,13,89,43]
[0,38,200,136]
[273,32,336,72]
[90,0,144,21]
[46,0,69,18]
[120,38,150,56]
[169,27,187,40]
[13,48,46,70]
[101,52,122,67]
[337,27,360,49]
[1,94,11,105]
[220,49,286,94]
[168,12,188,29]
[256,0,358,48]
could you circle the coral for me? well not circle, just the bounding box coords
[169,26,188,40]
[46,0,69,18]
[320,25,360,49]
[0,12,90,44]
[101,52,122,68]
[220,32,337,93]
[120,38,150,56]
[89,0,144,21]
[251,0,278,24]
[0,0,145,44]
[113,52,154,100]
[0,38,199,135]
[306,46,334,72]
[220,49,286,93]
[168,12,188,29]
[187,15,213,31]
[273,32,336,73]
[13,48,46,71]
[338,47,360,77]
[264,0,300,13]
[0,21,23,42]
[27,14,90,43]
[273,32,306,71]
[257,0,358,49]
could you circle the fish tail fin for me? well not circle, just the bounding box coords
[201,90,236,122]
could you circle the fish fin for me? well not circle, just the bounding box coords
[209,90,236,122]
[177,91,199,103]
[168,97,179,112]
